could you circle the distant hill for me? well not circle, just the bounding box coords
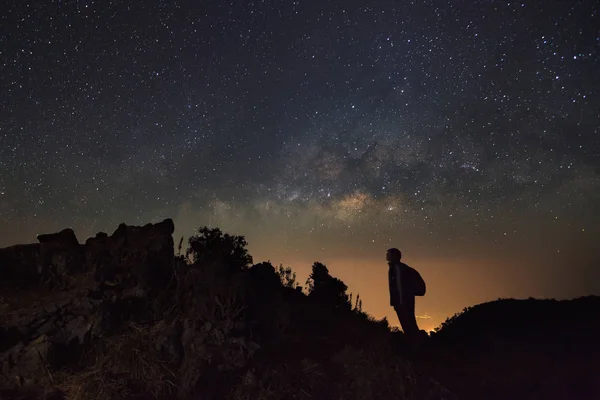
[432,296,600,346]
[423,296,600,399]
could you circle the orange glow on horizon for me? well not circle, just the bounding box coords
[246,248,591,332]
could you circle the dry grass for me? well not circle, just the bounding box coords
[2,261,431,400]
[162,264,247,322]
[53,322,177,400]
[231,359,326,400]
[331,344,417,400]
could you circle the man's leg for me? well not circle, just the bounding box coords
[396,298,420,339]
[394,305,403,330]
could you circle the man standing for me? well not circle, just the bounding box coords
[387,248,426,340]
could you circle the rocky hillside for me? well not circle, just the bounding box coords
[0,219,447,400]
[0,219,598,400]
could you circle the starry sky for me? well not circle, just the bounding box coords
[1,0,599,330]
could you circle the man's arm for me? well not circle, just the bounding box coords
[395,263,403,305]
[388,267,394,305]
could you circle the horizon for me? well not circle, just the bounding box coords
[1,214,598,331]
[1,1,599,332]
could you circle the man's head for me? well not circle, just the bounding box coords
[386,248,402,263]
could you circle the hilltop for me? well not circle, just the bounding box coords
[0,219,598,399]
[425,296,600,399]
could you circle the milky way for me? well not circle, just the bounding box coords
[1,0,599,329]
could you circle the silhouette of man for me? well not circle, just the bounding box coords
[387,248,422,340]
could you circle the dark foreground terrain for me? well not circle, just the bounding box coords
[0,219,598,399]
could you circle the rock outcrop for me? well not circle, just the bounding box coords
[0,219,176,397]
[0,219,174,292]
[0,243,41,289]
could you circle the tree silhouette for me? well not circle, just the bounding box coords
[306,262,351,310]
[249,261,281,289]
[352,293,363,313]
[276,264,298,289]
[175,236,185,261]
[186,226,253,271]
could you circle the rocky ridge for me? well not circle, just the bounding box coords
[0,219,448,400]
[0,219,178,397]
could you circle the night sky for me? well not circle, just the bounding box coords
[1,0,599,330]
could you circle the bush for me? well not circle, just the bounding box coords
[186,227,253,272]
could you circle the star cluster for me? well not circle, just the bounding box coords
[1,0,599,328]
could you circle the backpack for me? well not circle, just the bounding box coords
[407,266,426,296]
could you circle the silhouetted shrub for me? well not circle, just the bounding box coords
[306,262,351,311]
[186,226,253,272]
[275,263,298,290]
[249,261,281,289]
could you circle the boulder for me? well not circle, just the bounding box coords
[37,228,84,288]
[0,334,52,390]
[0,243,41,289]
[87,218,175,292]
[37,228,79,247]
[0,228,84,290]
